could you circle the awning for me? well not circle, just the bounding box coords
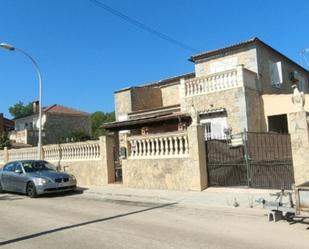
[102,112,191,131]
[199,108,226,116]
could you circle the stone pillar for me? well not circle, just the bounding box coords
[187,124,208,190]
[236,64,245,86]
[288,111,309,185]
[100,135,115,184]
[179,78,186,112]
[40,146,45,160]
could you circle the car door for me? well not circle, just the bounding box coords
[10,163,27,193]
[1,163,16,191]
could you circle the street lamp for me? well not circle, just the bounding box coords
[0,42,43,159]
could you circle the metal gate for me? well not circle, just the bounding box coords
[205,131,295,189]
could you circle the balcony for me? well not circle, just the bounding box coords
[183,65,257,97]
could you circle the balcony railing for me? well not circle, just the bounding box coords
[185,69,238,97]
[183,65,257,97]
[128,131,189,159]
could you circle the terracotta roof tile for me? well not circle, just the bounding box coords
[43,105,89,116]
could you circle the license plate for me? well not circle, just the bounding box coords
[58,182,70,187]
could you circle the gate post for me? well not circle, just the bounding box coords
[187,123,208,190]
[288,110,309,185]
[99,135,115,184]
[242,129,251,187]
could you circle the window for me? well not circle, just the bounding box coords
[22,161,56,173]
[298,74,307,92]
[3,163,16,172]
[15,164,23,173]
[204,122,212,140]
[200,117,228,140]
[270,61,283,87]
[268,114,288,134]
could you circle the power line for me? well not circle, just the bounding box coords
[89,0,199,53]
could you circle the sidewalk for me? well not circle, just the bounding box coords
[79,184,283,210]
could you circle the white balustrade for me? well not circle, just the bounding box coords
[8,147,39,161]
[128,132,189,159]
[0,140,101,163]
[185,69,238,97]
[54,141,101,161]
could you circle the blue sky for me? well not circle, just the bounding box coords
[1,0,308,118]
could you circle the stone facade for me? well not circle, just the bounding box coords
[44,113,91,144]
[194,46,258,77]
[256,43,309,94]
[122,125,207,191]
[114,89,132,121]
[161,83,180,107]
[114,74,195,122]
[114,39,308,138]
[185,86,247,133]
[131,87,162,111]
[245,88,266,132]
[108,38,309,191]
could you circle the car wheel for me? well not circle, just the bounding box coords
[26,182,37,198]
[0,182,3,193]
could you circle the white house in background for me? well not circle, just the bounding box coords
[10,101,91,146]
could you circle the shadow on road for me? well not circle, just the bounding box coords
[40,187,88,198]
[0,202,177,246]
[0,194,25,201]
[288,218,309,230]
[0,187,87,200]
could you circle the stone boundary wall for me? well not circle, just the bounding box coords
[0,136,115,186]
[1,127,208,191]
[122,126,208,191]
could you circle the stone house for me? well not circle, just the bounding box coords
[107,37,309,138]
[102,37,309,191]
[0,113,14,134]
[10,102,91,145]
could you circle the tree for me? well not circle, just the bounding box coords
[0,133,11,150]
[59,131,91,143]
[91,111,115,138]
[9,101,33,119]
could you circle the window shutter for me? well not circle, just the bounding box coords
[211,120,223,139]
[298,74,306,92]
[270,61,283,86]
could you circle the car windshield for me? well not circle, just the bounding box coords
[22,161,56,173]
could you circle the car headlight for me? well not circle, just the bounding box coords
[33,178,48,185]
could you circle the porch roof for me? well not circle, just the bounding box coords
[102,112,191,131]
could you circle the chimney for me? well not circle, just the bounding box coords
[32,101,40,113]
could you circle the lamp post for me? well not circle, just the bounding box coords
[0,42,43,159]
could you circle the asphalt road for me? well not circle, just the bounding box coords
[0,190,308,249]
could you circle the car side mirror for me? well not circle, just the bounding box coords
[15,169,22,174]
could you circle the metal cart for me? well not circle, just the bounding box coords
[257,181,309,222]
